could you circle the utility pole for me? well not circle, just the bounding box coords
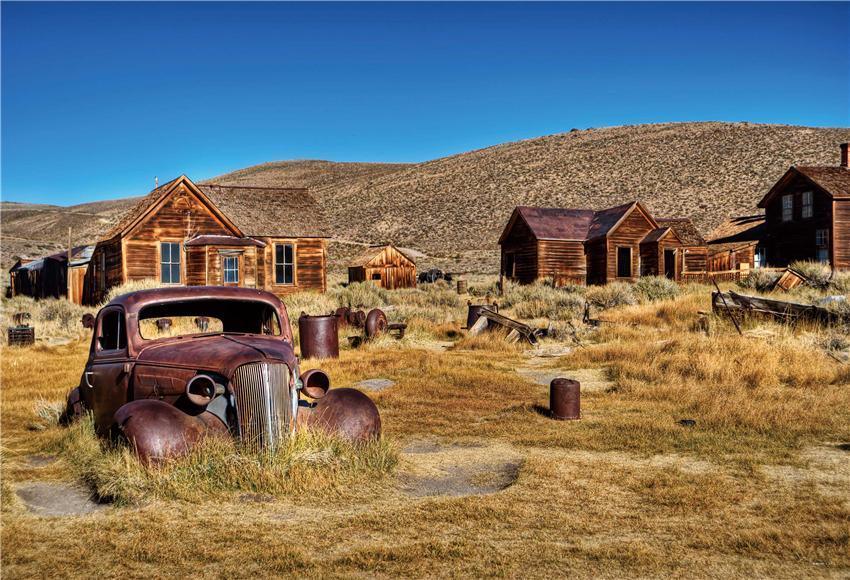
[67,227,72,301]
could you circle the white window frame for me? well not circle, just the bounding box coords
[160,241,181,285]
[274,243,295,285]
[223,255,239,284]
[781,194,793,222]
[801,191,813,219]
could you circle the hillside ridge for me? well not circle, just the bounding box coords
[3,122,849,272]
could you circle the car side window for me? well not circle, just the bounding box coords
[97,309,127,352]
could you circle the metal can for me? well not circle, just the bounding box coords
[550,378,580,420]
[298,314,339,359]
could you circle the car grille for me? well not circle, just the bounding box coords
[231,362,292,451]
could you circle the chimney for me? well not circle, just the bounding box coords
[841,143,849,169]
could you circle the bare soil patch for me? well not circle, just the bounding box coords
[399,440,523,497]
[15,482,106,517]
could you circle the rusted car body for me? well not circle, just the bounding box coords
[65,286,380,464]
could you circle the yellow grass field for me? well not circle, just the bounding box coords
[2,281,849,578]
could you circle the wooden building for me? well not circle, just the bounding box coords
[754,143,850,270]
[9,245,93,303]
[499,201,693,286]
[83,175,328,305]
[707,215,767,272]
[656,218,707,274]
[348,244,417,289]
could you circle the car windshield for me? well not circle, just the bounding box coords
[137,299,282,340]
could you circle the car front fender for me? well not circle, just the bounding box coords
[114,399,228,465]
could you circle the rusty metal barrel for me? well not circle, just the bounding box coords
[456,280,468,295]
[298,313,339,359]
[550,378,580,420]
[466,302,498,329]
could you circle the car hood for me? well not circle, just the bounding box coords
[136,334,298,377]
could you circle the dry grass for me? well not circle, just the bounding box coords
[2,283,849,577]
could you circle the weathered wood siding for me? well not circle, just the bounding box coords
[185,247,207,285]
[537,240,586,286]
[833,199,850,270]
[500,217,539,284]
[762,176,833,267]
[68,265,87,305]
[683,246,708,273]
[258,238,327,296]
[128,184,233,242]
[606,208,656,282]
[83,239,123,305]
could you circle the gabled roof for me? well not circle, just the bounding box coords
[708,214,766,245]
[199,184,329,238]
[102,176,242,241]
[349,244,416,267]
[503,207,596,242]
[587,201,656,240]
[656,218,706,246]
[758,166,850,208]
[500,201,656,244]
[641,227,675,244]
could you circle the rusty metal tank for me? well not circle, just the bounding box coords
[466,301,498,329]
[298,313,339,359]
[550,378,580,420]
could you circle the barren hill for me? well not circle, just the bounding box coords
[0,161,409,268]
[4,123,849,273]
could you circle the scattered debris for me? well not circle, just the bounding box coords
[468,308,545,345]
[678,419,697,427]
[418,268,453,284]
[81,313,95,329]
[773,267,809,292]
[343,307,407,346]
[712,291,849,326]
[8,312,35,346]
[15,482,106,517]
[465,301,499,330]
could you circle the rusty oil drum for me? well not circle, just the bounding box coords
[298,313,339,360]
[466,302,498,329]
[550,378,580,420]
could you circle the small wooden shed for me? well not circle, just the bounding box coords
[348,244,416,289]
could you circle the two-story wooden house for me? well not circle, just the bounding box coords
[82,175,328,304]
[754,143,850,270]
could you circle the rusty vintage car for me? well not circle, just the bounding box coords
[63,286,381,463]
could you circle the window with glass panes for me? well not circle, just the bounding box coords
[223,256,239,283]
[781,195,793,222]
[160,242,181,284]
[802,191,813,219]
[275,243,294,284]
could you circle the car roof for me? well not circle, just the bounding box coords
[106,286,286,315]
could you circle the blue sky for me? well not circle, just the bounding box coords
[2,2,848,205]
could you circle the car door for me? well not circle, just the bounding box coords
[84,306,131,435]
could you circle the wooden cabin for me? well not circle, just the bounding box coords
[83,175,328,305]
[499,202,692,286]
[348,244,416,289]
[656,218,707,274]
[9,245,93,303]
[707,215,767,272]
[754,143,850,270]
